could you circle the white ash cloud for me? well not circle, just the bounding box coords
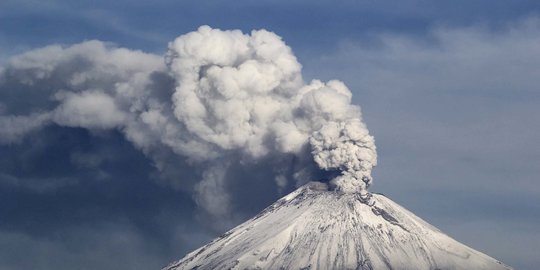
[0,26,376,217]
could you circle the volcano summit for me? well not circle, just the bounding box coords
[164,182,512,270]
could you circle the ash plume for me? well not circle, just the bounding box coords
[0,26,376,219]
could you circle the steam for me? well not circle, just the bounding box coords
[0,26,376,217]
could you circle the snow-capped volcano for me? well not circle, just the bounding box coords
[164,182,512,270]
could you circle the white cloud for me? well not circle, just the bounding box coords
[52,90,126,129]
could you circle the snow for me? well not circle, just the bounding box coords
[164,182,513,270]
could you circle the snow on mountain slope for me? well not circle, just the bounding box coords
[164,182,512,270]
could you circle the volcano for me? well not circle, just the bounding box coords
[163,182,512,270]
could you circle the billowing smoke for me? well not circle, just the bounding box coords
[0,26,376,219]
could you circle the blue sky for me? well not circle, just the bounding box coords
[1,1,539,269]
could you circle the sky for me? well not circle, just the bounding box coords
[1,1,539,269]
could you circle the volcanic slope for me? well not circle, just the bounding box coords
[164,182,512,270]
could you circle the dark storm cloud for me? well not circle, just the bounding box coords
[1,127,161,232]
[0,125,214,269]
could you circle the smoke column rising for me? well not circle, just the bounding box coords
[0,26,377,218]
